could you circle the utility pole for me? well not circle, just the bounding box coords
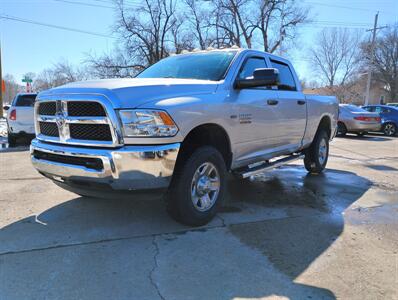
[0,42,3,118]
[364,12,387,106]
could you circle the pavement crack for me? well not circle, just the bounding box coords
[149,236,166,300]
[217,214,227,227]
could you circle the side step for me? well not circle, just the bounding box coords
[236,154,304,179]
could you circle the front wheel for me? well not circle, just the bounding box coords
[304,130,329,174]
[383,123,396,136]
[166,146,226,226]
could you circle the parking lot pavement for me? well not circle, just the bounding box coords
[0,135,397,300]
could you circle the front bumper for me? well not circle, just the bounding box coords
[30,139,180,190]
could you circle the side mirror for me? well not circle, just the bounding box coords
[235,68,279,89]
[3,105,10,111]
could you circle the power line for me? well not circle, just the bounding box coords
[305,1,394,15]
[53,0,114,9]
[0,14,115,39]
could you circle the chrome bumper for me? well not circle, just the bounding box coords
[30,139,180,190]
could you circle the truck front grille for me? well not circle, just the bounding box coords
[69,124,112,141]
[36,100,117,146]
[33,150,104,171]
[67,101,106,117]
[39,122,59,137]
[38,102,56,115]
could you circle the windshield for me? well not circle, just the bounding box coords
[343,105,368,113]
[137,51,237,81]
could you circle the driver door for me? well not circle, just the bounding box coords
[231,56,283,163]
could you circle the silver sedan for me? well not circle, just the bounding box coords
[337,104,381,136]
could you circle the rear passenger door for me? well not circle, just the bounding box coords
[269,58,306,148]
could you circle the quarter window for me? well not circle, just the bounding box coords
[270,60,297,91]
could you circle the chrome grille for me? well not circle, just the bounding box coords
[38,102,56,115]
[69,124,112,141]
[39,122,59,137]
[36,100,118,147]
[67,101,106,117]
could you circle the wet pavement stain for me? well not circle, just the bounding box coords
[225,165,372,216]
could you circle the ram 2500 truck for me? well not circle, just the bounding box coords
[31,49,338,226]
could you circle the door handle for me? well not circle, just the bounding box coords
[267,99,279,105]
[297,100,306,105]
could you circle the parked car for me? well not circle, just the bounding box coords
[30,48,338,226]
[387,103,398,107]
[362,105,398,136]
[337,104,381,137]
[6,93,37,146]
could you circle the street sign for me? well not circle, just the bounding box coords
[22,76,32,83]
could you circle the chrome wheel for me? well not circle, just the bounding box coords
[384,123,396,136]
[318,137,328,165]
[191,162,220,212]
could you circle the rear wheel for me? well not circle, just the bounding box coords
[383,123,396,136]
[337,122,347,136]
[166,146,226,226]
[7,133,17,147]
[304,130,329,174]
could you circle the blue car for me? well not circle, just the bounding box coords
[362,105,398,136]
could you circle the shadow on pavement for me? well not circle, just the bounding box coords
[0,166,372,300]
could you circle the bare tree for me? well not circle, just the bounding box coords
[2,74,23,105]
[86,50,143,78]
[256,0,309,53]
[33,60,88,91]
[309,28,363,88]
[362,23,398,102]
[115,0,179,65]
[183,0,214,49]
[211,0,308,52]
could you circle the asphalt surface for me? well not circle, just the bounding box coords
[0,135,397,300]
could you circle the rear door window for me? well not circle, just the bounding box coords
[270,60,297,91]
[15,95,36,107]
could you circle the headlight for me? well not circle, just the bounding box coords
[118,109,178,137]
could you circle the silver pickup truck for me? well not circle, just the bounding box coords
[31,49,338,226]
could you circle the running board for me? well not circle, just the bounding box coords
[236,154,304,179]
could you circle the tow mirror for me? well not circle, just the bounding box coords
[235,68,279,89]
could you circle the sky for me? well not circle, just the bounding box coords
[1,0,397,84]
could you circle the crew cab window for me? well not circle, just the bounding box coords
[270,60,297,91]
[14,95,37,107]
[238,57,267,79]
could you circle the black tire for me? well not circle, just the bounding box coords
[8,134,17,147]
[383,122,396,136]
[304,130,329,174]
[337,122,347,137]
[166,146,227,227]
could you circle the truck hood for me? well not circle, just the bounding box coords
[38,78,219,108]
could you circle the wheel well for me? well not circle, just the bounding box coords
[177,124,232,169]
[317,116,332,138]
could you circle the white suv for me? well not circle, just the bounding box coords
[6,93,37,146]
